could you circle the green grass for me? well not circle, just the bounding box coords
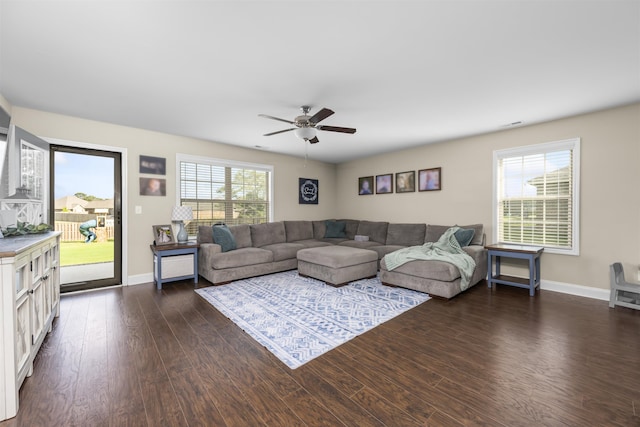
[60,241,114,266]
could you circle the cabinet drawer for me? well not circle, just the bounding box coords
[155,254,194,279]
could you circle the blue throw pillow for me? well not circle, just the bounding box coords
[212,225,237,252]
[454,228,475,247]
[324,220,346,238]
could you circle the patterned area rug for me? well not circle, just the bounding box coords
[195,270,430,369]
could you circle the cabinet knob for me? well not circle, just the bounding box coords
[29,289,34,294]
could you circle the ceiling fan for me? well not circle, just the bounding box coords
[258,106,356,144]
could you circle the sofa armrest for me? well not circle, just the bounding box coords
[199,243,222,270]
[463,245,488,284]
[462,244,485,259]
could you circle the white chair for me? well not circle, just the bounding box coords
[609,263,640,310]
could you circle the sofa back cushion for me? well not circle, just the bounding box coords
[250,222,286,247]
[197,225,214,244]
[356,221,389,244]
[197,224,252,248]
[313,220,328,240]
[284,220,313,242]
[386,223,426,246]
[336,219,360,239]
[426,223,484,245]
[230,224,252,248]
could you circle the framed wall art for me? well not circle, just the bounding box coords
[395,171,415,193]
[358,176,374,195]
[299,178,319,204]
[418,167,441,191]
[376,174,393,194]
[139,155,166,175]
[140,177,166,196]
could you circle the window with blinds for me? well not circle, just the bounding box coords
[493,138,580,255]
[177,155,272,236]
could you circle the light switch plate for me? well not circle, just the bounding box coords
[135,205,142,214]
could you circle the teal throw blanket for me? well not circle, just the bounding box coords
[383,226,476,290]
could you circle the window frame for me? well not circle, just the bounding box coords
[176,153,274,236]
[492,138,581,256]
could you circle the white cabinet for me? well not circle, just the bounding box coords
[0,232,61,421]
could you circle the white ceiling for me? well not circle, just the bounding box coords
[1,1,639,164]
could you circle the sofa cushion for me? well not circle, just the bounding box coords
[211,247,274,269]
[425,224,452,243]
[426,224,484,245]
[324,220,347,238]
[250,222,286,247]
[284,220,313,242]
[212,225,237,252]
[292,239,333,249]
[316,237,349,244]
[313,220,327,240]
[338,240,383,250]
[230,224,252,249]
[336,219,360,239]
[356,221,389,244]
[198,225,214,244]
[380,257,461,282]
[454,228,475,247]
[369,244,406,259]
[386,223,426,246]
[260,242,305,262]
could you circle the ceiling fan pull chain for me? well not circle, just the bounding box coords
[304,141,309,167]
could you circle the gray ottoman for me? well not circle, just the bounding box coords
[297,246,378,287]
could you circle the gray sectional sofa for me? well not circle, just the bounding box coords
[197,220,487,299]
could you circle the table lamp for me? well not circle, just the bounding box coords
[171,206,193,243]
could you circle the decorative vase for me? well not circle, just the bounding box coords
[176,221,188,243]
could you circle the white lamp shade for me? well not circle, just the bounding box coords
[294,127,317,140]
[172,206,193,222]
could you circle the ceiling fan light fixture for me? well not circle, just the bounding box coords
[294,127,317,141]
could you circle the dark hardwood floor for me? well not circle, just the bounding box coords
[2,275,639,426]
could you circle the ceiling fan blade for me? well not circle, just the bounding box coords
[316,125,357,134]
[263,128,296,136]
[308,108,334,125]
[308,136,319,144]
[258,114,295,125]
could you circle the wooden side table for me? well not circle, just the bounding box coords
[150,242,199,290]
[485,244,544,296]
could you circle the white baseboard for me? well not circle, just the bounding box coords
[127,273,154,286]
[541,279,609,301]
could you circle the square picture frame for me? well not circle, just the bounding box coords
[358,176,374,195]
[418,167,442,191]
[152,224,175,245]
[376,174,393,194]
[395,171,415,193]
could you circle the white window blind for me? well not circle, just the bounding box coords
[177,155,272,235]
[493,138,580,255]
